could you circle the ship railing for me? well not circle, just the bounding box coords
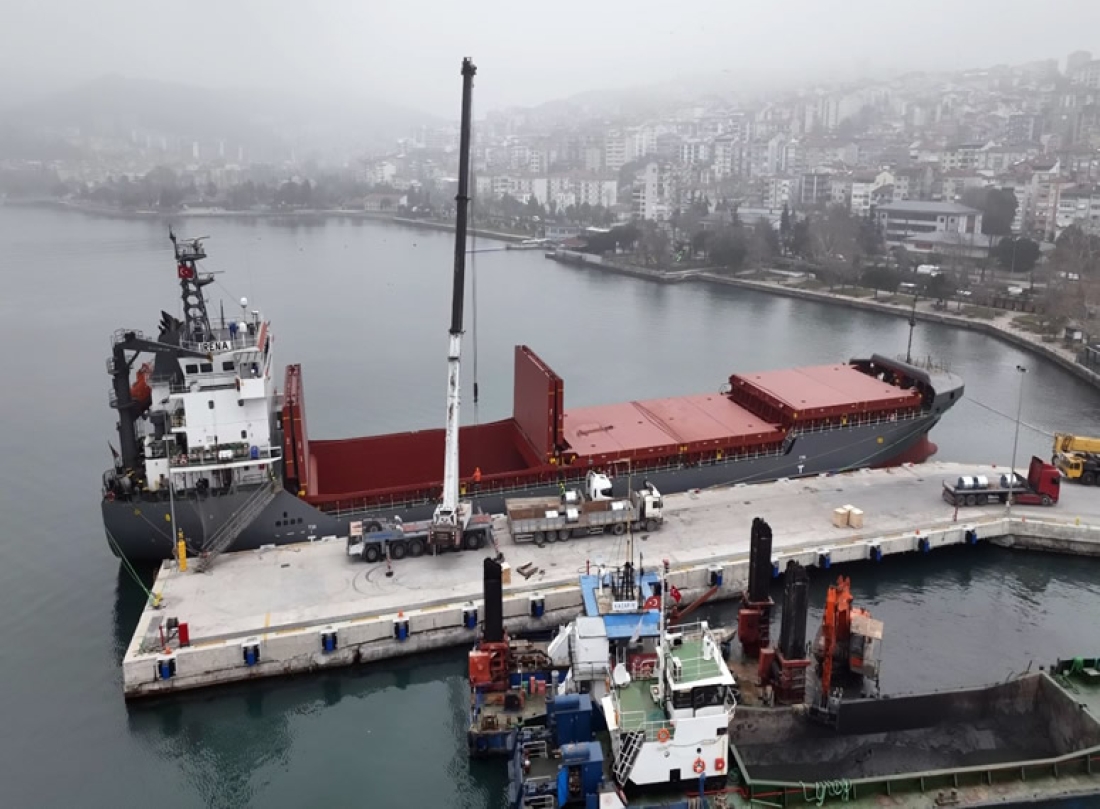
[109,328,145,348]
[315,445,793,519]
[161,378,243,396]
[146,442,282,467]
[895,353,952,373]
[789,407,925,435]
[664,622,731,685]
[610,696,673,741]
[312,404,932,519]
[179,329,264,354]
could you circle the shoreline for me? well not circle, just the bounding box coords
[547,249,1100,391]
[12,198,1096,387]
[6,199,527,243]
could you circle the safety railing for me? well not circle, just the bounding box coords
[734,744,1100,808]
[147,442,281,467]
[180,328,265,354]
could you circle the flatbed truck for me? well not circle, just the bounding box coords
[942,456,1060,507]
[506,472,663,544]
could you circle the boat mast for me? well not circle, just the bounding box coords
[170,230,215,343]
[430,57,477,552]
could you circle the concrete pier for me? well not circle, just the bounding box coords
[122,462,1100,698]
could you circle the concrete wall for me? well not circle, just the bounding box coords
[123,517,1100,699]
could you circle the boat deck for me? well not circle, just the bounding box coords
[730,664,1100,807]
[731,363,922,420]
[668,639,724,684]
[617,680,666,731]
[562,394,782,461]
[472,691,551,735]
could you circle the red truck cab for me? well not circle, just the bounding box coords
[1013,456,1061,505]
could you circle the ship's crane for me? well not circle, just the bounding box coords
[428,57,478,554]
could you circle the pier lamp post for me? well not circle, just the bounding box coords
[1007,365,1027,516]
[905,294,919,364]
[164,437,181,566]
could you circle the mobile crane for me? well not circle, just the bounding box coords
[1052,433,1100,485]
[345,58,492,564]
[428,56,482,554]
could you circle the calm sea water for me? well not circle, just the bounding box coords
[2,206,1100,808]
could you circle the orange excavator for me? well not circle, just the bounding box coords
[812,575,882,724]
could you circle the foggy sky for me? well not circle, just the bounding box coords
[3,0,1099,115]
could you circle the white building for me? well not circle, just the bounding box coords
[764,177,798,209]
[679,139,711,165]
[1055,184,1100,235]
[849,170,896,217]
[633,162,672,221]
[875,200,983,248]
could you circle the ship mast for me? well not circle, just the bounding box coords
[170,230,215,342]
[429,57,477,553]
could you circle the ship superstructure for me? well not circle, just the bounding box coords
[103,233,283,564]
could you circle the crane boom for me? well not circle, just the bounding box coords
[429,57,477,552]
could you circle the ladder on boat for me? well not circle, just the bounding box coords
[612,730,645,786]
[196,480,278,572]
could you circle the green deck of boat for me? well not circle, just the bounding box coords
[668,639,723,683]
[617,680,666,731]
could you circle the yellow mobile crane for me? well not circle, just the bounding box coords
[1052,433,1100,484]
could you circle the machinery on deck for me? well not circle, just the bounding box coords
[810,575,883,725]
[737,517,776,658]
[467,558,562,757]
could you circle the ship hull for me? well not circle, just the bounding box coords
[104,411,940,562]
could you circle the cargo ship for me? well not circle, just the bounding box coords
[100,233,963,564]
[99,237,963,562]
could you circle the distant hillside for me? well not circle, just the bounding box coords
[0,75,441,160]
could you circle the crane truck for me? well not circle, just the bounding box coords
[505,471,664,544]
[1052,433,1100,485]
[347,58,489,564]
[941,456,1060,507]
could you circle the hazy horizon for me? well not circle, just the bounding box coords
[3,0,1098,116]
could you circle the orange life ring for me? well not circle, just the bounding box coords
[714,757,725,772]
[693,758,706,775]
[656,727,670,743]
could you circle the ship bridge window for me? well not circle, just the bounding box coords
[671,688,693,711]
[200,362,213,373]
[222,361,235,372]
[692,685,725,709]
[185,364,199,374]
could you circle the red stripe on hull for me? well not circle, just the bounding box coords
[875,435,938,468]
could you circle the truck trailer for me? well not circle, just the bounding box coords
[506,471,663,544]
[942,456,1060,507]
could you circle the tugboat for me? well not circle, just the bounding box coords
[508,560,738,807]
